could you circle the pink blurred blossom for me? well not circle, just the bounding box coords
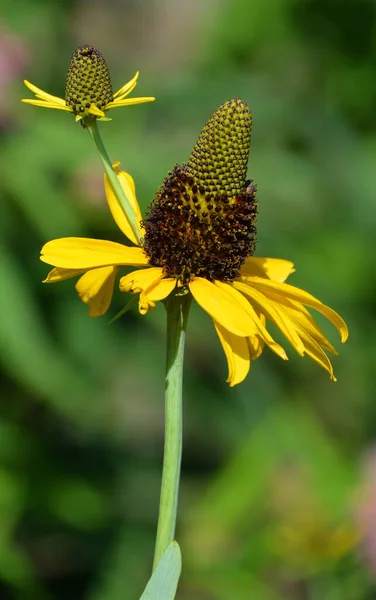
[355,446,376,578]
[0,20,29,125]
[73,161,106,207]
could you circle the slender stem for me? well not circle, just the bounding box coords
[153,291,192,570]
[86,119,142,244]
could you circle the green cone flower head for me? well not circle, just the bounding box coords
[186,98,252,196]
[143,99,257,284]
[65,45,113,117]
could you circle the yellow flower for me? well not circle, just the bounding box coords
[22,45,154,122]
[41,161,348,386]
[271,509,358,568]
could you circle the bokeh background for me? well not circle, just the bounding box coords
[0,0,375,598]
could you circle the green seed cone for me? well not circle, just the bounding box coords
[186,98,252,196]
[65,45,113,116]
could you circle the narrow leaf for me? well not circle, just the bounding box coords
[139,542,181,600]
[109,297,138,324]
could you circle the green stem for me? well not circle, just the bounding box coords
[86,119,141,244]
[153,291,192,570]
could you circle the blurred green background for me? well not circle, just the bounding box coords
[0,0,375,598]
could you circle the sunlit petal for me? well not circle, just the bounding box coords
[21,99,72,111]
[43,267,86,283]
[189,278,257,337]
[75,266,117,317]
[214,321,250,386]
[261,297,337,379]
[113,72,139,98]
[119,267,165,294]
[41,238,149,269]
[294,324,336,381]
[274,296,338,355]
[88,104,105,117]
[218,282,288,359]
[247,313,265,360]
[104,163,144,244]
[241,257,295,282]
[145,278,176,302]
[247,277,349,343]
[105,96,156,109]
[23,80,66,105]
[138,279,176,315]
[115,79,138,101]
[234,281,305,355]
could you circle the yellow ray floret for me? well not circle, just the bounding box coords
[40,164,348,386]
[22,71,155,119]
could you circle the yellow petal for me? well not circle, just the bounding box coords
[105,97,156,109]
[234,281,305,355]
[41,238,149,269]
[251,288,338,355]
[138,279,176,314]
[113,72,139,99]
[294,324,336,380]
[21,99,72,111]
[241,257,295,282]
[119,267,165,293]
[75,266,117,317]
[43,267,86,283]
[88,104,105,117]
[145,278,176,302]
[244,276,349,343]
[247,313,265,360]
[189,278,259,337]
[115,81,138,102]
[104,164,145,245]
[214,322,250,386]
[216,281,287,359]
[279,298,338,355]
[23,80,66,105]
[262,299,337,379]
[247,334,265,360]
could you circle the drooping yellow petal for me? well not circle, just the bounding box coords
[234,281,305,356]
[21,99,72,111]
[75,266,117,317]
[189,278,259,338]
[119,267,165,294]
[247,313,265,360]
[23,80,67,105]
[113,72,139,99]
[214,322,250,386]
[247,277,349,343]
[105,97,156,109]
[104,163,145,245]
[138,278,176,315]
[241,257,295,282]
[275,297,338,355]
[247,334,265,360]
[43,267,86,283]
[215,281,288,359]
[41,238,149,269]
[145,278,176,302]
[293,323,336,380]
[252,295,337,379]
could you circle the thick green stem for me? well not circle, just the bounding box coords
[87,119,141,244]
[153,292,192,570]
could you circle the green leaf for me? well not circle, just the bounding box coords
[109,297,138,324]
[139,542,181,600]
